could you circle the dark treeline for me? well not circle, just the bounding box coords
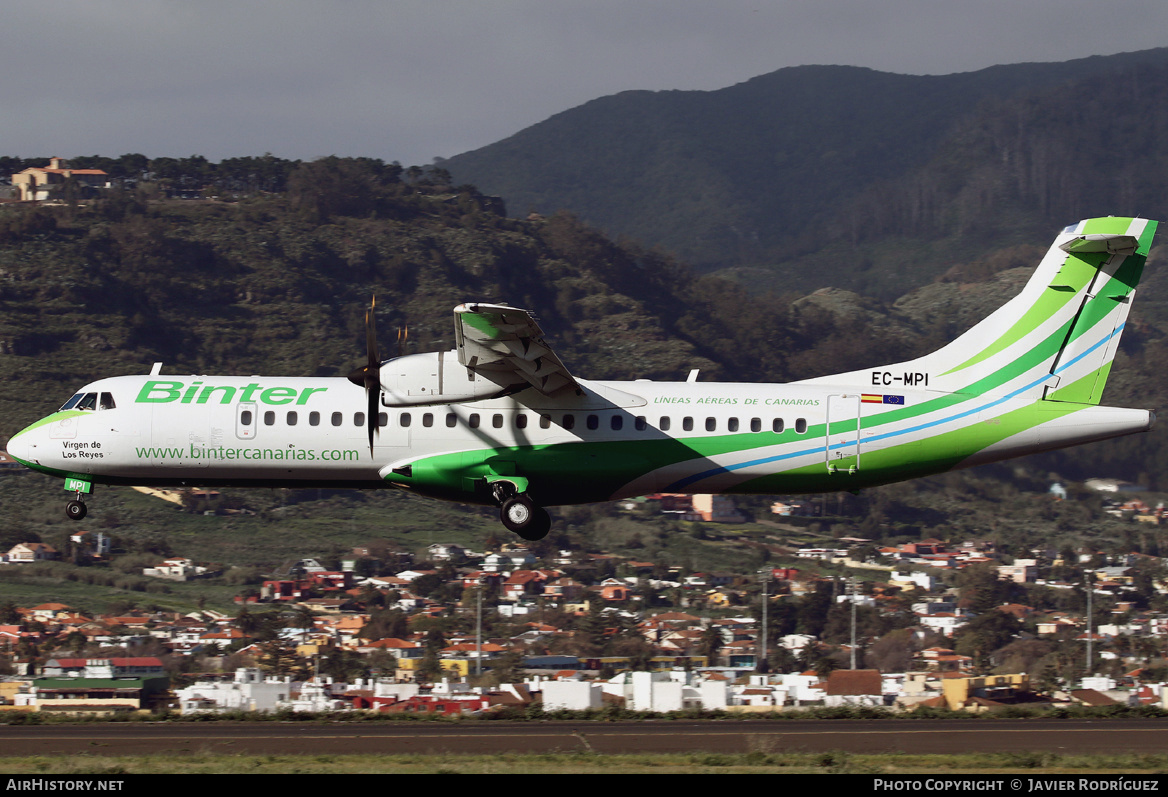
[0,154,455,199]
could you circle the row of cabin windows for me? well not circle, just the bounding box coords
[241,409,809,435]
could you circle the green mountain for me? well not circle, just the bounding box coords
[443,48,1168,297]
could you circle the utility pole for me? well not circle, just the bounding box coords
[476,584,483,678]
[850,577,857,670]
[758,568,770,673]
[1085,568,1093,684]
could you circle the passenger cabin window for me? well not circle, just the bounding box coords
[309,411,320,426]
[400,413,412,428]
[446,413,457,428]
[516,414,528,429]
[727,418,739,432]
[287,411,298,426]
[773,418,785,433]
[241,410,253,426]
[355,412,365,427]
[492,414,503,429]
[422,413,433,428]
[611,416,623,431]
[635,416,647,431]
[660,417,671,431]
[705,417,716,432]
[331,412,343,427]
[795,418,808,434]
[751,418,761,433]
[264,411,275,426]
[682,417,694,432]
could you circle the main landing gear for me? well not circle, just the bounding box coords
[492,483,551,541]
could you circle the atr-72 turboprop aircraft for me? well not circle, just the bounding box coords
[5,217,1159,540]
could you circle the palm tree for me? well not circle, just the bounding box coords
[287,605,316,645]
[700,624,724,665]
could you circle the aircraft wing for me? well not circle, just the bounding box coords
[453,303,579,395]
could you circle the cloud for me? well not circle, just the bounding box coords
[4,1,1167,165]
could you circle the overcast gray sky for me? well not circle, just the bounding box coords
[5,1,1168,166]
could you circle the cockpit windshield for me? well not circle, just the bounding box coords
[58,392,116,412]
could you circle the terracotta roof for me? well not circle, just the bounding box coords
[1070,689,1120,706]
[825,669,882,696]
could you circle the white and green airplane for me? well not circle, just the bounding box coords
[6,217,1158,540]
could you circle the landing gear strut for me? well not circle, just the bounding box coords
[492,483,551,541]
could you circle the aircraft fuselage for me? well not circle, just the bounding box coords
[8,372,1151,508]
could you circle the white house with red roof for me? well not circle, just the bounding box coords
[42,657,165,678]
[6,543,59,564]
[12,158,109,201]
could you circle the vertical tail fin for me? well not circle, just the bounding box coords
[802,217,1157,403]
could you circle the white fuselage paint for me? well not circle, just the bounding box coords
[7,371,1152,503]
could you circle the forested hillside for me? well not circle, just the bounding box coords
[443,47,1168,298]
[0,159,799,441]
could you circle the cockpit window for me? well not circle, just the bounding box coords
[59,391,116,412]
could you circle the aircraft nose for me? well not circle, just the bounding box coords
[6,419,48,468]
[6,429,31,466]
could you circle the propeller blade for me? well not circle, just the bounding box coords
[347,297,382,455]
[367,378,379,454]
[366,296,380,372]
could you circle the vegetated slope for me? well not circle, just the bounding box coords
[0,163,801,442]
[444,47,1168,297]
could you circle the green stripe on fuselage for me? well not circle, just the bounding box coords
[731,398,1083,494]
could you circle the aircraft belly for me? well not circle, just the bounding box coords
[954,404,1152,469]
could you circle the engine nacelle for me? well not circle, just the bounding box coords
[379,351,521,406]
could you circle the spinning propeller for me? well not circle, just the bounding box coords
[347,297,382,455]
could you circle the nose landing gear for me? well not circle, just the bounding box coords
[63,477,92,521]
[66,496,88,521]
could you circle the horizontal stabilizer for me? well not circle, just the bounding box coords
[1059,233,1138,255]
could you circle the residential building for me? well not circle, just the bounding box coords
[12,158,109,201]
[6,543,59,564]
[824,669,884,707]
[176,668,293,713]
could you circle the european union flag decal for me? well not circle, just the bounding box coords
[862,394,905,405]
